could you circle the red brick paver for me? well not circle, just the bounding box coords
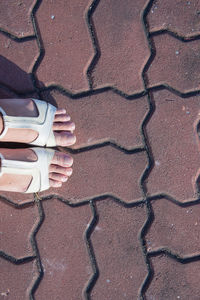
[0,192,34,206]
[35,199,92,300]
[145,255,200,300]
[145,199,200,256]
[47,90,149,150]
[145,89,200,202]
[148,0,200,37]
[0,33,37,93]
[91,199,147,299]
[0,0,35,38]
[91,0,150,94]
[35,0,93,93]
[0,200,39,258]
[42,146,147,204]
[147,34,200,93]
[0,259,38,300]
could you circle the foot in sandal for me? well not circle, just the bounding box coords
[0,148,73,193]
[0,98,76,147]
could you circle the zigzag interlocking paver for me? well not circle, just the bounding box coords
[42,146,147,204]
[46,90,149,150]
[147,0,200,37]
[0,200,39,258]
[0,258,38,300]
[145,255,200,300]
[90,199,147,299]
[145,89,200,202]
[35,0,94,93]
[145,199,200,256]
[35,199,92,300]
[90,0,150,94]
[0,0,35,38]
[0,34,37,93]
[0,182,35,205]
[147,34,200,93]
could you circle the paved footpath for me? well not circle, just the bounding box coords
[1,1,200,299]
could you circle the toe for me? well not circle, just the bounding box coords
[54,131,76,147]
[49,173,68,182]
[53,121,75,131]
[51,151,73,167]
[53,109,76,147]
[49,179,62,188]
[49,165,73,176]
[54,113,71,122]
[55,109,66,115]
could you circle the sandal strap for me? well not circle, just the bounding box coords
[0,99,57,147]
[0,147,55,193]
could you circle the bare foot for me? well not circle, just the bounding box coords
[0,98,76,146]
[0,148,73,193]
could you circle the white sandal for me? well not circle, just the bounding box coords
[0,147,55,193]
[0,99,57,147]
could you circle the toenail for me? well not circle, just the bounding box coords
[67,169,73,176]
[64,158,70,165]
[71,135,76,144]
[62,176,68,182]
[64,157,73,166]
[71,122,75,130]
